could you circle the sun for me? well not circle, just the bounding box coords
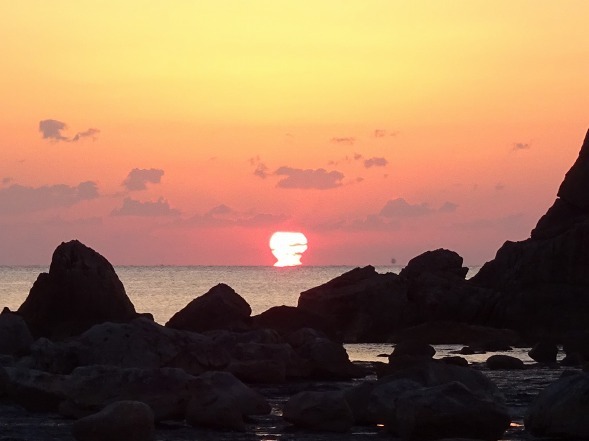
[269,232,308,267]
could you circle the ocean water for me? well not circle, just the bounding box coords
[0,264,511,363]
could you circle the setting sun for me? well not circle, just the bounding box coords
[269,232,308,267]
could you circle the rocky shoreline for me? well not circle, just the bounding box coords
[2,129,589,440]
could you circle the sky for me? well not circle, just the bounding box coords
[0,1,587,266]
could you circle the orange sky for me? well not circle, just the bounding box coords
[0,1,587,266]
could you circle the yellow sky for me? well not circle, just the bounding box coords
[0,1,587,265]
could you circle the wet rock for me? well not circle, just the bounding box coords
[529,341,558,363]
[165,283,252,333]
[393,381,511,440]
[72,400,154,441]
[283,390,354,432]
[486,355,525,370]
[17,240,138,339]
[0,310,33,356]
[525,371,589,438]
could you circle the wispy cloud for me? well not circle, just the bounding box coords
[513,142,531,150]
[379,198,458,218]
[373,129,398,138]
[123,168,164,191]
[363,157,388,168]
[187,204,288,228]
[0,181,98,214]
[39,119,100,143]
[250,156,269,179]
[111,197,180,217]
[330,137,355,145]
[275,167,344,190]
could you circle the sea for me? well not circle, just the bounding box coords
[0,264,540,364]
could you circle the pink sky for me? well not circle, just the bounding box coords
[0,2,587,266]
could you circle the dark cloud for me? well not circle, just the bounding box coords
[439,201,459,213]
[354,153,363,161]
[123,168,165,191]
[363,157,388,168]
[0,181,99,214]
[275,167,344,190]
[39,119,100,143]
[1,177,12,186]
[111,197,180,217]
[330,137,355,145]
[187,204,288,228]
[373,129,398,138]
[379,198,432,217]
[513,142,530,150]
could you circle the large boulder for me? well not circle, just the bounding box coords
[17,240,138,339]
[486,354,525,370]
[252,305,336,339]
[165,283,252,333]
[529,341,559,363]
[525,372,589,438]
[399,249,468,280]
[393,381,511,440]
[283,391,354,433]
[72,400,155,441]
[1,366,68,411]
[0,309,34,356]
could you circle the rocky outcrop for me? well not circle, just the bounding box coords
[17,240,138,339]
[72,400,155,441]
[0,309,33,356]
[399,249,468,279]
[165,283,252,333]
[525,372,589,438]
[471,130,589,337]
[283,391,354,433]
[252,305,336,339]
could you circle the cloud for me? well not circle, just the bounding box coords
[0,181,99,214]
[187,204,288,228]
[373,129,398,138]
[39,120,69,141]
[379,198,432,217]
[1,177,12,186]
[495,183,505,191]
[275,167,344,189]
[363,157,388,168]
[439,201,459,213]
[111,197,180,217]
[123,168,165,191]
[250,156,269,179]
[513,142,530,150]
[39,119,100,142]
[330,137,355,145]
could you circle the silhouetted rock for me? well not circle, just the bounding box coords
[72,400,155,441]
[486,355,525,370]
[252,305,336,339]
[471,130,589,337]
[529,341,558,363]
[399,248,468,280]
[283,391,354,433]
[389,341,435,359]
[525,372,589,438]
[392,381,510,441]
[17,240,138,339]
[390,321,521,346]
[440,356,469,367]
[166,283,252,333]
[0,310,33,356]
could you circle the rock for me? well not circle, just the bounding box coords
[389,341,435,359]
[17,240,138,339]
[486,355,525,370]
[389,321,521,346]
[18,337,81,374]
[60,366,197,421]
[283,391,354,432]
[72,400,154,441]
[399,249,469,280]
[393,381,511,440]
[227,359,286,383]
[440,356,469,367]
[2,366,68,411]
[184,372,270,432]
[458,346,476,355]
[525,372,589,438]
[0,310,33,356]
[471,130,589,337]
[561,352,583,366]
[252,305,337,339]
[165,283,252,333]
[529,341,558,363]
